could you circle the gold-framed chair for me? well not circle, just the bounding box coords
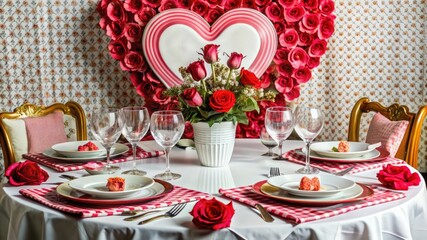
[348,97,427,168]
[0,101,87,170]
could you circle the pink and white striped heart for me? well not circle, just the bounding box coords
[142,8,277,88]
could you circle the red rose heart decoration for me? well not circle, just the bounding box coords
[142,8,277,88]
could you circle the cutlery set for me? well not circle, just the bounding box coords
[121,203,187,225]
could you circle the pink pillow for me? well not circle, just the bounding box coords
[365,112,409,157]
[24,111,68,153]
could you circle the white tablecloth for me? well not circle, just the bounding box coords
[1,139,427,240]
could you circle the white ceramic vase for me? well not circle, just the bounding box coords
[191,121,237,167]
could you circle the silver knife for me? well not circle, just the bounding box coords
[255,204,274,222]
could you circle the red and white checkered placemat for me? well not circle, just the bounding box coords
[219,184,405,224]
[20,185,209,218]
[284,149,405,174]
[23,145,164,172]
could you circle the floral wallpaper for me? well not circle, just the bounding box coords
[1,0,426,171]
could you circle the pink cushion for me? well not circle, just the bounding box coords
[365,113,409,157]
[24,111,68,153]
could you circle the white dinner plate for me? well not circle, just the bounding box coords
[51,141,106,158]
[298,148,386,163]
[56,179,174,205]
[267,174,355,198]
[68,174,155,199]
[310,141,377,158]
[42,143,129,162]
[253,180,371,206]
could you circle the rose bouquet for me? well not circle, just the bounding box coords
[164,44,276,126]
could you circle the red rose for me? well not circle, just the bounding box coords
[187,60,207,81]
[319,0,335,15]
[303,0,319,10]
[181,88,203,107]
[120,51,145,71]
[273,22,286,34]
[279,29,299,49]
[106,1,127,22]
[206,6,225,24]
[240,120,261,138]
[227,52,244,69]
[191,0,209,17]
[124,23,142,43]
[190,198,235,230]
[134,7,157,27]
[284,84,300,101]
[377,164,421,190]
[222,0,242,11]
[209,90,236,113]
[5,161,49,186]
[153,87,173,105]
[159,0,179,12]
[298,31,314,46]
[276,60,293,77]
[274,76,294,93]
[108,38,128,60]
[288,47,309,68]
[240,69,262,88]
[284,5,305,23]
[292,67,312,84]
[241,0,256,8]
[124,0,143,13]
[260,72,274,88]
[142,0,162,8]
[177,0,194,8]
[308,39,327,57]
[255,0,271,8]
[274,47,289,63]
[299,13,320,34]
[307,56,320,69]
[279,0,300,8]
[265,3,284,23]
[106,21,125,40]
[200,44,220,64]
[318,16,335,39]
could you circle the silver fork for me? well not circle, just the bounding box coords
[269,167,281,177]
[138,203,187,225]
[319,166,355,176]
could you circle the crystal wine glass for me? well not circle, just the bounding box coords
[294,105,325,174]
[265,106,295,160]
[150,110,185,181]
[90,107,123,174]
[119,106,150,175]
[260,127,279,157]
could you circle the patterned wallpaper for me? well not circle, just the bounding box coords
[1,0,426,170]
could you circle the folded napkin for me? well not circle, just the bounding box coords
[20,185,209,218]
[219,184,405,224]
[284,149,405,174]
[22,145,164,172]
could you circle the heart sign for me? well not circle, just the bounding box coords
[142,8,277,88]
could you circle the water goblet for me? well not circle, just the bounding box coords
[120,107,150,176]
[294,105,325,174]
[260,127,279,157]
[90,107,123,174]
[265,107,295,160]
[150,110,185,181]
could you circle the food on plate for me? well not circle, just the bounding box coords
[106,177,125,191]
[299,176,320,191]
[78,141,99,151]
[331,140,350,152]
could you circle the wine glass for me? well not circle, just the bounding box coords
[294,105,325,174]
[260,127,278,157]
[265,107,295,160]
[150,110,185,181]
[119,107,150,175]
[90,107,123,173]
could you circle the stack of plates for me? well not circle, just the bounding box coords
[56,174,174,205]
[43,141,129,162]
[253,174,373,206]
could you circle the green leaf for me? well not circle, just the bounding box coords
[331,147,339,152]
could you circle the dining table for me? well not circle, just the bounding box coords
[1,139,427,240]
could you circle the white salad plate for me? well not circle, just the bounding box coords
[298,148,386,163]
[310,141,377,159]
[43,143,129,162]
[51,141,106,158]
[68,174,155,199]
[267,174,356,198]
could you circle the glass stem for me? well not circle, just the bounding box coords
[105,147,111,170]
[164,146,171,174]
[278,141,284,157]
[132,143,137,170]
[268,147,273,155]
[305,141,312,171]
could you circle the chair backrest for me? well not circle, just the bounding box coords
[348,97,427,168]
[0,101,87,170]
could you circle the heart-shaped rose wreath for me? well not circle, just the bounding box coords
[97,0,336,138]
